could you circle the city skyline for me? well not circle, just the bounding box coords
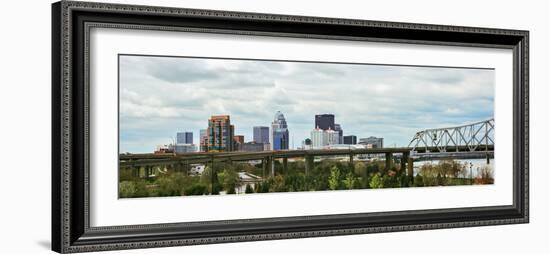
[119,55,494,153]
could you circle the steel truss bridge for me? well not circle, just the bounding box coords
[407,118,494,161]
[120,119,494,178]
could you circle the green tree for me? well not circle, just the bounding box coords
[436,173,444,186]
[381,174,400,188]
[156,177,180,196]
[133,180,150,197]
[369,173,383,189]
[226,186,236,194]
[270,175,287,192]
[222,168,239,193]
[343,172,357,190]
[413,174,425,187]
[245,184,254,193]
[183,183,208,196]
[119,181,136,198]
[257,181,270,193]
[200,166,220,189]
[211,183,221,195]
[328,166,342,190]
[354,162,369,188]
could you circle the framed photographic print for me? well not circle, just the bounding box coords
[51,1,529,253]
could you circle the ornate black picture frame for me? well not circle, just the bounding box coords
[52,1,529,253]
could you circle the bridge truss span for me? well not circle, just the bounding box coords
[408,118,494,153]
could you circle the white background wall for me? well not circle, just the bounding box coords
[0,0,547,253]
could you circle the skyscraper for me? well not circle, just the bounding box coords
[176,132,193,144]
[310,127,326,148]
[205,115,235,152]
[253,126,270,144]
[326,128,339,145]
[271,111,289,151]
[315,114,335,131]
[334,124,343,144]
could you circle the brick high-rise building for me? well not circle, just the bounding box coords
[205,115,235,152]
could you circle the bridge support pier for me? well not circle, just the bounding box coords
[401,152,409,173]
[261,158,267,178]
[407,157,414,177]
[145,166,152,179]
[131,166,139,178]
[266,156,273,176]
[349,154,354,169]
[305,155,314,176]
[385,152,393,170]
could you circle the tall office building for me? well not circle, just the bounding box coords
[334,124,343,144]
[205,115,235,152]
[271,111,289,151]
[176,132,193,144]
[315,114,335,131]
[343,135,357,145]
[326,128,339,145]
[253,126,270,144]
[311,127,340,148]
[310,128,327,148]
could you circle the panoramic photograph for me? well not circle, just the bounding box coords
[118,54,495,198]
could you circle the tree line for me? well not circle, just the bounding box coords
[119,158,494,198]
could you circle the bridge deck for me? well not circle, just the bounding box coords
[119,145,493,167]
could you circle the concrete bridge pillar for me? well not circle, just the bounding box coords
[349,154,354,169]
[131,165,139,178]
[385,152,393,170]
[267,156,273,176]
[138,166,144,178]
[401,152,409,173]
[145,166,152,179]
[261,158,266,178]
[407,157,414,177]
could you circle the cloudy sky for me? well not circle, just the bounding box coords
[119,55,494,153]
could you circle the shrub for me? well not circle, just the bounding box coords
[183,184,208,196]
[413,174,425,187]
[328,166,342,190]
[369,173,383,189]
[119,181,136,198]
